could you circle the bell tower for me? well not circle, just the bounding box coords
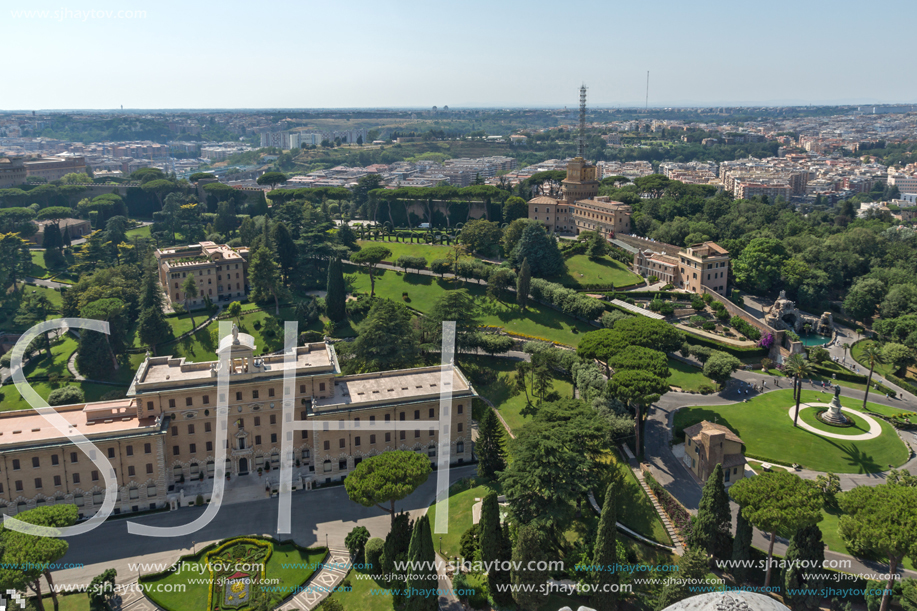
[562,85,599,204]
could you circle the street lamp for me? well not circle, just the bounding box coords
[439,536,442,555]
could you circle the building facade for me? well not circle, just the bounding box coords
[0,157,27,187]
[23,156,87,181]
[682,420,746,486]
[1,336,476,519]
[572,196,632,237]
[156,241,250,308]
[633,241,730,294]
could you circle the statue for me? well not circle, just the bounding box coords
[231,323,240,345]
[834,384,841,399]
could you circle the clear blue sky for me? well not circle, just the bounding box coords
[4,0,915,109]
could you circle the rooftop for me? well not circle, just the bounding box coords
[683,420,743,445]
[313,367,475,412]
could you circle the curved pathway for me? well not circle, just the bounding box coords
[789,403,883,440]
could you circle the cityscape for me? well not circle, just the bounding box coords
[1,2,917,611]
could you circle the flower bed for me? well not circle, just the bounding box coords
[643,469,692,539]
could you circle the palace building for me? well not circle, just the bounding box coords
[527,156,631,237]
[156,241,250,309]
[632,240,730,294]
[0,334,475,519]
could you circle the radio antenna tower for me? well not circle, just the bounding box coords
[578,84,587,158]
[645,71,650,111]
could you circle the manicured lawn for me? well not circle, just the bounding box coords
[0,381,128,412]
[141,538,326,611]
[20,284,63,309]
[599,450,672,545]
[126,224,152,238]
[850,339,898,379]
[34,593,89,611]
[818,506,916,571]
[427,478,501,559]
[556,254,643,288]
[345,266,595,346]
[858,401,917,424]
[29,250,49,278]
[672,389,909,473]
[469,356,574,433]
[21,334,78,379]
[356,240,463,265]
[666,358,716,392]
[797,405,874,436]
[326,569,396,611]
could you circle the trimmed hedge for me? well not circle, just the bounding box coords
[811,364,897,397]
[683,332,768,357]
[729,315,762,341]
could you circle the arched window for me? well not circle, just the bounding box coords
[456,442,465,454]
[189,463,200,477]
[74,494,84,507]
[147,485,157,498]
[301,449,310,460]
[129,488,140,500]
[172,465,183,481]
[323,460,332,473]
[206,461,214,477]
[92,492,103,505]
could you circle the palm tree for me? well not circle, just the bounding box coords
[860,342,885,411]
[784,353,813,427]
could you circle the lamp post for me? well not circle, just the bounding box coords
[439,536,442,555]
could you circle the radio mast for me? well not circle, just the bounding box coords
[578,84,587,158]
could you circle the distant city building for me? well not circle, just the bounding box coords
[0,156,26,187]
[30,218,91,245]
[156,241,250,308]
[23,155,87,181]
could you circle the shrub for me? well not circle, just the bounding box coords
[195,494,204,506]
[702,321,716,331]
[691,298,706,311]
[703,293,714,304]
[716,308,730,321]
[729,315,762,341]
[648,299,663,312]
[659,302,675,316]
[731,289,742,303]
[698,384,716,394]
[644,470,692,536]
[761,357,774,370]
[48,385,85,406]
[689,345,714,363]
[689,315,706,327]
[364,537,384,574]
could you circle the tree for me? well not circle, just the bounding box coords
[516,257,531,311]
[325,257,347,323]
[350,244,391,298]
[460,219,502,255]
[256,171,287,190]
[859,342,885,411]
[272,222,297,284]
[655,547,709,610]
[592,484,619,611]
[784,525,827,611]
[430,258,450,278]
[225,300,242,325]
[503,195,528,223]
[511,525,549,611]
[76,298,127,379]
[406,515,438,611]
[510,222,565,277]
[351,299,418,371]
[501,218,534,255]
[137,306,172,354]
[486,267,514,302]
[843,277,886,321]
[181,274,199,329]
[478,491,511,602]
[140,178,177,209]
[882,342,911,373]
[345,526,371,565]
[88,568,117,611]
[249,246,282,314]
[784,353,814,427]
[381,512,412,589]
[608,369,669,456]
[731,511,754,584]
[838,483,917,611]
[424,289,482,354]
[47,385,85,406]
[731,237,788,294]
[688,464,732,559]
[608,346,670,380]
[703,352,742,387]
[730,471,824,588]
[476,408,506,480]
[344,451,432,526]
[0,505,77,611]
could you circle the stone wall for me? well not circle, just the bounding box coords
[700,286,785,347]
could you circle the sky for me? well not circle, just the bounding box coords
[3,0,916,110]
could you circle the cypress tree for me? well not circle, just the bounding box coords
[655,547,708,610]
[511,525,548,611]
[476,408,506,480]
[516,257,531,311]
[382,512,412,607]
[784,524,826,611]
[479,492,501,563]
[406,514,438,611]
[592,484,619,611]
[490,521,514,607]
[731,510,753,584]
[688,463,732,558]
[325,257,347,322]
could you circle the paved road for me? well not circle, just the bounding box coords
[56,465,478,583]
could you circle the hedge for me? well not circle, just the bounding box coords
[683,332,768,357]
[529,278,606,321]
[729,315,762,341]
[811,364,897,397]
[643,470,691,538]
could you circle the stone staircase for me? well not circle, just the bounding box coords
[632,466,685,556]
[279,548,352,611]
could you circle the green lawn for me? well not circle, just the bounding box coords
[850,340,897,378]
[141,539,326,611]
[126,224,152,238]
[19,284,63,309]
[599,450,672,545]
[29,250,49,278]
[672,389,909,473]
[356,240,464,265]
[666,358,716,392]
[345,266,595,346]
[0,381,128,412]
[556,254,643,288]
[427,478,501,559]
[21,334,79,380]
[818,505,916,571]
[858,401,917,424]
[797,405,874,436]
[470,356,575,433]
[325,570,395,611]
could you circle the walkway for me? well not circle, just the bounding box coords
[278,548,352,611]
[789,403,882,440]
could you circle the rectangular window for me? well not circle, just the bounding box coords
[172,446,180,456]
[147,464,154,474]
[186,397,193,406]
[385,414,391,422]
[301,431,308,439]
[189,444,196,454]
[203,395,210,405]
[255,435,262,445]
[107,448,115,459]
[414,410,420,420]
[268,388,275,397]
[400,431,406,440]
[188,424,195,434]
[429,408,435,418]
[12,459,20,470]
[15,481,23,491]
[72,473,80,484]
[205,422,211,433]
[255,417,261,426]
[270,415,276,425]
[385,433,391,442]
[206,441,213,451]
[169,399,176,408]
[70,452,78,463]
[339,459,347,471]
[35,478,42,489]
[370,434,376,444]
[126,445,134,456]
[252,390,259,399]
[319,383,326,392]
[54,475,62,486]
[457,404,463,414]
[236,392,242,401]
[354,436,361,446]
[300,385,305,394]
[92,470,99,481]
[32,457,40,468]
[271,433,277,443]
[147,401,154,411]
[51,454,59,466]
[339,439,345,448]
[458,423,463,432]
[171,426,178,436]
[323,440,330,451]
[144,443,152,454]
[128,466,135,477]
[399,412,405,421]
[415,430,420,438]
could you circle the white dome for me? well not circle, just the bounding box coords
[662,591,790,611]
